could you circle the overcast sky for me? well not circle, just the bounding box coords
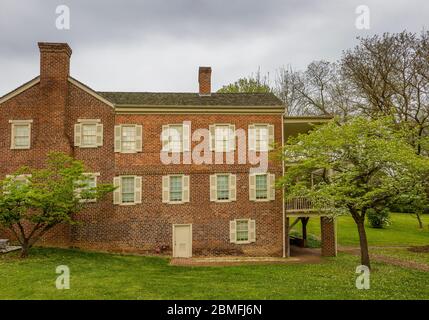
[0,0,428,95]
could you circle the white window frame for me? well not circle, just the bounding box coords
[210,173,236,203]
[255,173,269,201]
[113,175,142,206]
[161,124,190,153]
[76,173,99,203]
[209,124,235,152]
[162,175,190,204]
[9,120,32,150]
[249,173,275,202]
[249,123,274,152]
[114,124,143,153]
[4,174,32,193]
[230,219,256,244]
[74,119,103,148]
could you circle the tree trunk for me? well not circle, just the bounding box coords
[356,220,371,269]
[416,212,423,229]
[20,240,30,258]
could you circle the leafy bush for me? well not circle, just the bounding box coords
[367,208,391,229]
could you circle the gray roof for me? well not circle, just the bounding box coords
[97,92,283,106]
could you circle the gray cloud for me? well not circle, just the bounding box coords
[0,0,428,95]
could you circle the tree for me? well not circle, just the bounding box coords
[276,117,429,268]
[217,68,271,93]
[274,61,358,118]
[0,152,115,258]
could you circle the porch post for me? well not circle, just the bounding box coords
[320,216,337,257]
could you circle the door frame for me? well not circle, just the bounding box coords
[172,224,192,258]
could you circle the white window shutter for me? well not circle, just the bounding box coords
[74,124,82,146]
[162,175,170,203]
[183,124,190,152]
[182,175,190,202]
[269,173,276,200]
[161,125,170,152]
[230,220,237,243]
[135,125,143,152]
[96,124,103,146]
[134,176,142,204]
[113,177,121,204]
[209,125,215,151]
[248,125,256,151]
[229,125,236,151]
[210,174,217,201]
[268,124,275,150]
[229,174,236,201]
[114,125,122,152]
[249,174,256,201]
[249,219,256,242]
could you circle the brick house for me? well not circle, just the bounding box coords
[0,43,336,258]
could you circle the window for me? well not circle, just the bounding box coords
[236,220,249,242]
[162,175,190,204]
[161,124,190,153]
[114,125,143,153]
[210,124,235,152]
[169,176,183,202]
[230,219,256,244]
[113,176,142,205]
[76,173,98,203]
[121,177,135,203]
[4,174,31,192]
[210,174,236,202]
[74,120,103,148]
[10,120,32,149]
[82,124,97,146]
[249,124,274,152]
[216,175,229,200]
[249,173,275,201]
[255,174,268,200]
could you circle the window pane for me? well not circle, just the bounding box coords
[255,125,268,151]
[215,125,229,152]
[82,124,97,146]
[121,177,135,203]
[255,174,268,199]
[14,125,30,147]
[170,176,182,201]
[216,175,229,200]
[169,125,183,152]
[236,220,249,241]
[121,126,136,151]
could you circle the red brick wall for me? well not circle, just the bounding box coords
[321,216,337,257]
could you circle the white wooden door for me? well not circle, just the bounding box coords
[173,224,192,258]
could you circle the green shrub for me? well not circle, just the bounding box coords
[367,208,391,228]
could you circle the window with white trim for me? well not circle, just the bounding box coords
[76,173,98,203]
[114,124,143,153]
[161,124,190,153]
[216,175,229,200]
[249,173,275,201]
[209,124,235,152]
[248,124,274,152]
[255,174,268,200]
[4,174,31,192]
[113,176,142,205]
[230,219,256,244]
[162,175,190,204]
[210,174,236,202]
[10,120,32,149]
[74,120,103,148]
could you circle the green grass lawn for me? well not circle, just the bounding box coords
[1,247,428,300]
[1,213,428,300]
[299,213,429,247]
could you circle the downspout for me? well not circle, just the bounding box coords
[281,112,286,258]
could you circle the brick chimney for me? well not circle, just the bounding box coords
[38,42,72,85]
[198,66,212,96]
[37,42,73,153]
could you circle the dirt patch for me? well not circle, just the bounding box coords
[408,245,429,253]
